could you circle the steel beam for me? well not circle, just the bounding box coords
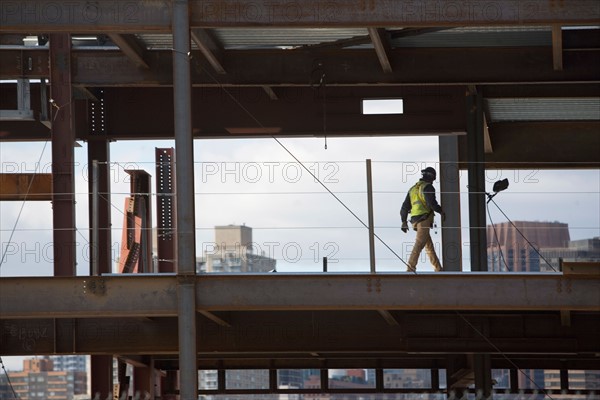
[172,2,198,399]
[1,1,598,31]
[466,88,488,271]
[190,28,226,74]
[1,274,599,319]
[155,148,176,272]
[107,34,149,69]
[99,86,465,139]
[75,45,600,86]
[88,140,112,275]
[552,25,564,71]
[0,276,179,318]
[125,170,153,273]
[1,311,599,357]
[0,173,51,200]
[90,355,113,400]
[367,28,392,73]
[439,136,462,271]
[463,121,600,169]
[49,33,76,277]
[2,42,599,86]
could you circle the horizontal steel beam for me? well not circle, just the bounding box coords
[2,45,599,86]
[0,275,179,318]
[1,273,599,319]
[0,173,52,200]
[194,273,600,311]
[0,85,466,140]
[1,1,599,32]
[1,311,599,357]
[459,121,600,169]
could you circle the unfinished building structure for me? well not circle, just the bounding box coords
[1,1,600,398]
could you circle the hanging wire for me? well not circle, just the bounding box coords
[0,357,20,399]
[0,141,49,270]
[309,62,328,149]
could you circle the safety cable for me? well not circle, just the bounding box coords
[0,141,49,271]
[0,357,20,399]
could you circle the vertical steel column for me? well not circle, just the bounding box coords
[269,368,278,391]
[466,87,488,271]
[90,355,113,399]
[445,355,467,399]
[126,170,153,273]
[366,159,376,273]
[173,1,198,399]
[163,370,178,400]
[431,368,440,391]
[49,34,76,276]
[91,160,99,276]
[133,359,155,398]
[473,354,493,398]
[156,148,176,272]
[439,136,462,271]
[375,368,384,392]
[88,140,111,274]
[560,366,569,392]
[117,361,129,398]
[320,369,329,391]
[88,139,113,400]
[510,369,519,393]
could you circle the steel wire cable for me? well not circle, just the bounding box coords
[0,354,20,399]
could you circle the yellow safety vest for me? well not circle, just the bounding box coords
[409,181,431,216]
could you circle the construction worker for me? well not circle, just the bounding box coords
[400,167,445,272]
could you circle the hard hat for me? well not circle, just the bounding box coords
[421,167,436,180]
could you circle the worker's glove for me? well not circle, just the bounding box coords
[401,221,408,233]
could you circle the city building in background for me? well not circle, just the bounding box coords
[198,225,276,273]
[487,220,600,272]
[0,357,86,400]
[540,236,600,271]
[49,355,87,373]
[487,221,570,272]
[487,221,600,392]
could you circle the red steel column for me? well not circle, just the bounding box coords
[49,34,76,276]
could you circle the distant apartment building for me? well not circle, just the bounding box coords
[487,221,600,272]
[0,357,86,400]
[198,225,276,273]
[197,225,276,399]
[383,369,431,389]
[539,236,600,270]
[49,356,87,373]
[198,369,270,400]
[544,369,600,397]
[487,221,570,272]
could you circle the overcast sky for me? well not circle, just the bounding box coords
[1,136,599,370]
[1,136,599,276]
